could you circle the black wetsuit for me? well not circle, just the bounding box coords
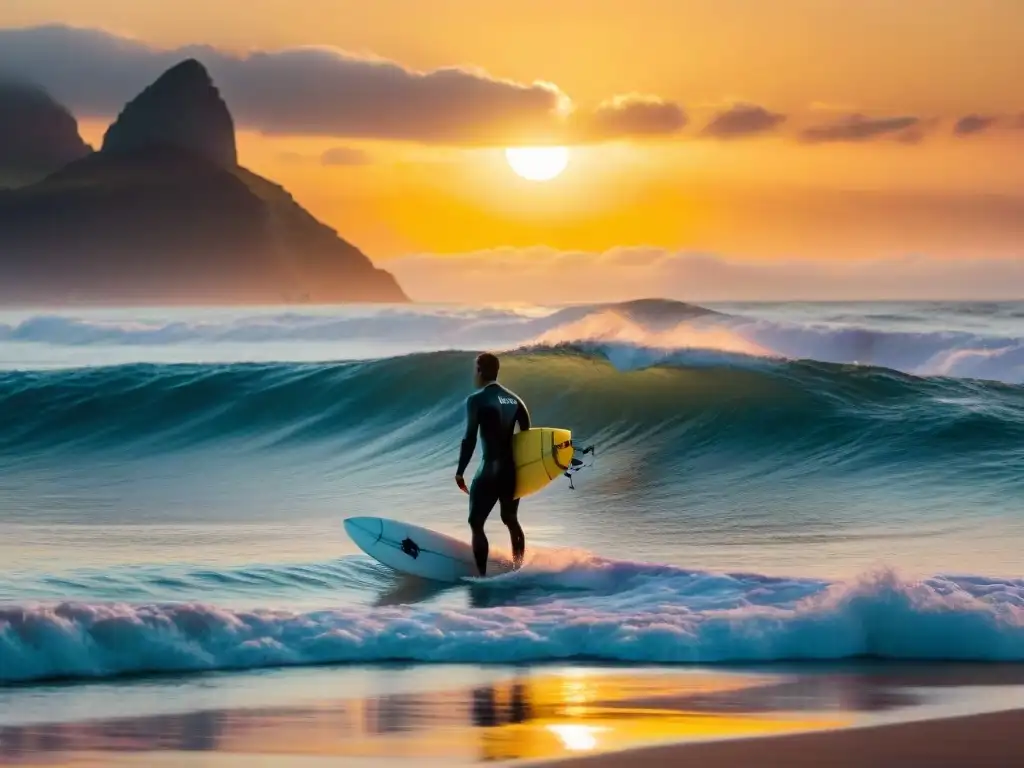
[456,381,531,575]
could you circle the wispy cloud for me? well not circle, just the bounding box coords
[951,113,1024,137]
[701,103,787,139]
[389,247,1024,303]
[575,94,687,140]
[953,114,998,137]
[799,114,923,144]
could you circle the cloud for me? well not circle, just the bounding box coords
[2,25,1009,151]
[575,94,687,140]
[388,247,1024,303]
[799,113,923,143]
[277,147,371,166]
[320,146,371,166]
[701,103,787,139]
[949,113,1024,138]
[0,24,691,146]
[0,24,569,144]
[953,114,998,137]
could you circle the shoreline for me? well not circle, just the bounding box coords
[3,663,1024,766]
[7,709,1023,768]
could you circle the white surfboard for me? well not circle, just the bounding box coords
[343,516,514,583]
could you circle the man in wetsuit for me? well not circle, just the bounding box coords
[455,352,531,576]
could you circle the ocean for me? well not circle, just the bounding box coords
[1,298,1023,695]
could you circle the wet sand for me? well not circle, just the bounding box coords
[2,664,1023,766]
[535,708,1024,767]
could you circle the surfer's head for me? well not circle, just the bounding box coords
[475,352,499,387]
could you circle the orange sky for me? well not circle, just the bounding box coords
[1,0,1022,299]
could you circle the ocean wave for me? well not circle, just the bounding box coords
[0,299,715,349]
[0,348,1021,482]
[732,318,1024,382]
[3,556,1024,684]
[1,299,1020,382]
[0,558,380,604]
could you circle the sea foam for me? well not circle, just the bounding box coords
[3,556,1023,684]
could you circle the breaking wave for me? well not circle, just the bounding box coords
[3,556,1024,683]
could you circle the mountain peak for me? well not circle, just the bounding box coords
[0,78,92,183]
[101,59,238,167]
[161,58,212,84]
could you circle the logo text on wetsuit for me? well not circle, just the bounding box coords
[498,396,519,405]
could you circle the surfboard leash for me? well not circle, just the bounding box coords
[564,442,596,490]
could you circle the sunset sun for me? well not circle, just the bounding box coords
[505,146,569,181]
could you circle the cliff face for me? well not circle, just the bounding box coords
[0,60,408,304]
[0,79,92,186]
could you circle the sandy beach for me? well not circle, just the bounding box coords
[9,712,1024,768]
[536,708,1024,767]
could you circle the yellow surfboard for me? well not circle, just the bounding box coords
[511,427,574,498]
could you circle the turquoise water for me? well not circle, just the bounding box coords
[0,300,1022,685]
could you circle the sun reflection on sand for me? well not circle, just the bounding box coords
[0,668,859,766]
[546,723,605,751]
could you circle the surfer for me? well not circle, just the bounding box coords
[455,352,531,576]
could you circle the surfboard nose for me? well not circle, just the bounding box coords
[343,516,381,540]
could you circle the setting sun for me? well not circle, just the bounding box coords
[505,146,570,181]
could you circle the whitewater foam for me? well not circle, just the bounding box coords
[3,555,1024,684]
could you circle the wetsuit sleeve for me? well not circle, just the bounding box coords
[516,398,531,431]
[456,395,478,476]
